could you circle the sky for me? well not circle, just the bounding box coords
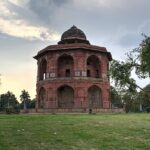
[0,0,150,101]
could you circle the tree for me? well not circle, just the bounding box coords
[138,35,150,77]
[20,90,31,110]
[110,86,123,108]
[110,60,137,92]
[138,84,150,112]
[29,98,36,108]
[20,98,36,109]
[109,35,150,112]
[0,91,19,111]
[110,35,150,92]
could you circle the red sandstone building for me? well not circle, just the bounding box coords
[34,26,112,112]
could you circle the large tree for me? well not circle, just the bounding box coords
[138,84,150,112]
[29,98,36,109]
[110,35,150,92]
[20,90,31,110]
[0,91,19,111]
[111,86,123,108]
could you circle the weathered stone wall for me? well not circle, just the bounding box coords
[36,47,111,110]
[20,108,124,113]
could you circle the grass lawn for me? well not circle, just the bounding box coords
[0,113,150,150]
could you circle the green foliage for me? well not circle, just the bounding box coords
[20,90,31,110]
[29,98,36,108]
[110,35,150,92]
[122,92,138,113]
[125,35,150,78]
[110,60,137,92]
[146,107,150,113]
[110,86,123,108]
[5,106,13,114]
[140,35,150,77]
[109,35,150,111]
[138,84,150,112]
[20,98,35,109]
[0,91,19,112]
[5,106,20,114]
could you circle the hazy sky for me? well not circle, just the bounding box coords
[0,0,150,100]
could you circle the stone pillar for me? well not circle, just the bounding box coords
[47,54,57,78]
[74,51,86,77]
[102,84,110,108]
[74,87,85,108]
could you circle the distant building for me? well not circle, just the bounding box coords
[34,26,112,111]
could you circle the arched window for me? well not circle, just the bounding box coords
[38,87,46,108]
[39,59,47,80]
[87,55,100,78]
[57,85,74,108]
[57,54,74,77]
[88,85,102,108]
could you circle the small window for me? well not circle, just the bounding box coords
[66,69,70,77]
[87,70,91,77]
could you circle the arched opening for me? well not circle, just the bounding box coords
[38,87,46,108]
[39,59,47,80]
[57,54,74,77]
[57,85,74,108]
[87,55,100,78]
[88,85,102,108]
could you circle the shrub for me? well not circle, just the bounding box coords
[5,105,20,114]
[146,107,150,113]
[14,105,20,114]
[5,106,14,114]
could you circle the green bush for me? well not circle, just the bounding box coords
[14,106,20,114]
[5,106,14,114]
[146,107,150,113]
[5,105,20,114]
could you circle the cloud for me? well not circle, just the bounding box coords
[8,0,30,7]
[0,0,60,41]
[73,0,124,10]
[138,20,150,35]
[112,20,150,48]
[1,0,150,48]
[28,0,70,25]
[1,1,16,17]
[0,17,60,41]
[1,0,150,99]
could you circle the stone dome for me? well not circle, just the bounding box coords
[58,25,90,44]
[61,25,86,40]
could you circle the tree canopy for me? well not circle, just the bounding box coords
[138,84,150,111]
[110,86,123,108]
[109,35,150,112]
[110,35,150,92]
[20,90,31,110]
[0,91,19,111]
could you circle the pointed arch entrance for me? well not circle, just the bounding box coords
[57,54,74,77]
[87,55,100,78]
[57,85,74,108]
[39,59,47,80]
[38,87,46,108]
[88,85,102,108]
